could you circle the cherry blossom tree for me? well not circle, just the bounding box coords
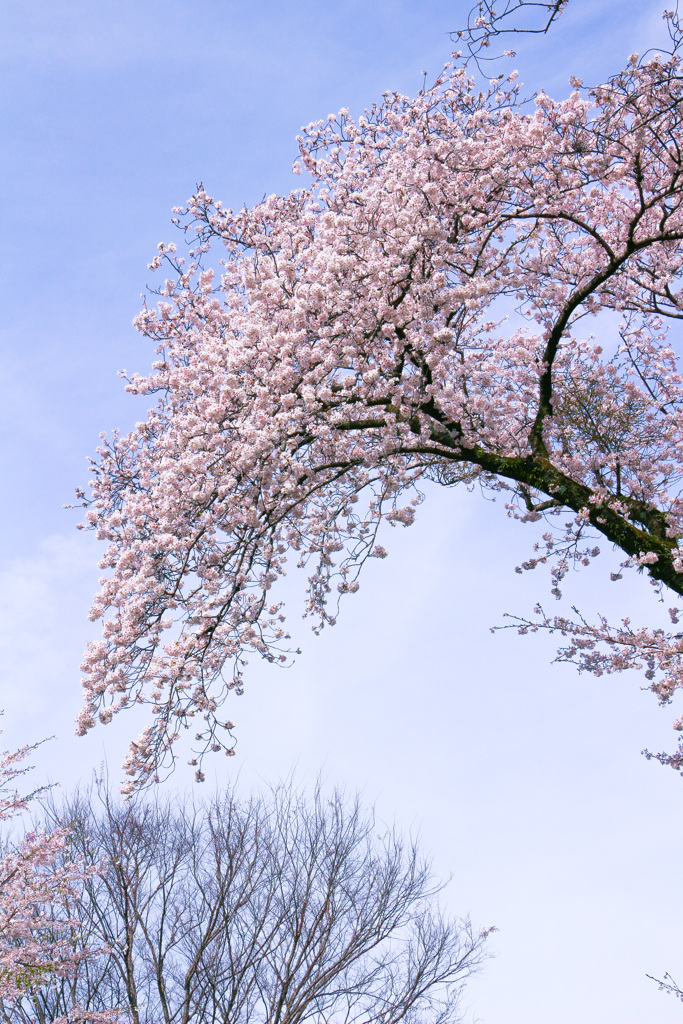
[78,8,683,788]
[0,733,116,1023]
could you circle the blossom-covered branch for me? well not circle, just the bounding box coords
[79,14,683,787]
[646,971,683,1002]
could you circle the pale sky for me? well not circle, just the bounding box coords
[1,2,683,1022]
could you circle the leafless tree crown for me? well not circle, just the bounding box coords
[1,784,489,1024]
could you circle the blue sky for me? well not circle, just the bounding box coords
[2,1,683,1021]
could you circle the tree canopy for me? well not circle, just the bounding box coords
[78,10,683,788]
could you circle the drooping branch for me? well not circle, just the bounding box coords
[77,22,683,787]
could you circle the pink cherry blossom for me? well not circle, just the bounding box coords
[0,732,116,1020]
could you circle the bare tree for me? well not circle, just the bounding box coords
[0,783,490,1024]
